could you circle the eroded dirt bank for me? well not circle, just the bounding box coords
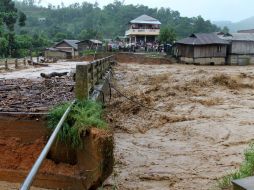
[104,63,254,190]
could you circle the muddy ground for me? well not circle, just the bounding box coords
[104,63,254,190]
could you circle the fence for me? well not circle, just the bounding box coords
[0,57,46,70]
[20,55,114,190]
[75,55,114,100]
[0,58,28,70]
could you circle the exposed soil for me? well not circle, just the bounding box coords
[0,136,77,190]
[0,118,113,190]
[0,136,78,176]
[104,63,254,190]
[115,53,172,65]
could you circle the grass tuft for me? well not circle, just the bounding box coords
[48,100,107,148]
[218,143,254,189]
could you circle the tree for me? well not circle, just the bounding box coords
[55,32,67,41]
[159,27,176,44]
[0,0,26,57]
[221,26,229,33]
[14,1,221,43]
[15,34,32,57]
[78,29,101,40]
[0,37,9,57]
[19,12,26,27]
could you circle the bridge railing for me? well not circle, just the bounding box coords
[75,55,113,100]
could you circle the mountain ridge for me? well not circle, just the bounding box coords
[213,16,254,32]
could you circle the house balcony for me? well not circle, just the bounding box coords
[125,29,160,36]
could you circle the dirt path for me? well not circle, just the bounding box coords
[104,63,254,190]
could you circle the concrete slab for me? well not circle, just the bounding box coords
[232,177,254,190]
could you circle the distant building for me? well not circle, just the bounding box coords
[45,48,72,59]
[219,33,254,65]
[45,39,79,59]
[38,17,46,22]
[53,40,79,57]
[125,14,161,46]
[77,39,103,53]
[173,33,229,65]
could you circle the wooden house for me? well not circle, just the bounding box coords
[44,48,72,59]
[173,33,229,65]
[218,33,254,65]
[77,39,103,54]
[125,14,161,46]
[53,39,80,58]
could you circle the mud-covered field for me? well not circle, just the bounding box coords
[104,63,254,190]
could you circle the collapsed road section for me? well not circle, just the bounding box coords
[0,56,115,190]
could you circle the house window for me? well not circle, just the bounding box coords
[217,46,222,52]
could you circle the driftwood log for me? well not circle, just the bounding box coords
[27,60,48,67]
[40,72,68,79]
[34,62,48,67]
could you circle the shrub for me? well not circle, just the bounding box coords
[48,100,107,148]
[218,143,254,189]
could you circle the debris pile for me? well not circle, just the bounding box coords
[0,77,74,112]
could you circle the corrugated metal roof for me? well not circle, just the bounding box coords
[77,39,103,44]
[219,33,254,42]
[64,40,80,49]
[130,14,161,25]
[54,40,80,49]
[238,29,254,33]
[90,39,103,44]
[176,33,229,45]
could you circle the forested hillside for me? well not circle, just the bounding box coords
[214,16,254,32]
[0,0,223,58]
[15,0,221,41]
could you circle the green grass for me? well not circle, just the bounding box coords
[218,143,254,189]
[48,100,107,148]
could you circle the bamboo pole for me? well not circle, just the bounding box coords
[5,59,8,70]
[15,59,18,69]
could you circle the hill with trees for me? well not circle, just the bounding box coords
[214,17,254,32]
[1,0,223,57]
[15,0,221,40]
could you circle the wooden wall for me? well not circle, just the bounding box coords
[45,50,69,59]
[175,44,227,58]
[175,44,194,58]
[55,42,78,56]
[194,45,227,58]
[231,41,254,54]
[77,42,90,52]
[77,42,103,52]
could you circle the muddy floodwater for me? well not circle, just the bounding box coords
[104,63,254,190]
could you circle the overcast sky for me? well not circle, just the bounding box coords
[38,0,254,22]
